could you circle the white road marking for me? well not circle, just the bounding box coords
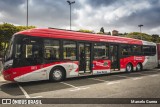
[31,96,43,98]
[132,77,143,80]
[60,82,79,88]
[107,81,120,85]
[89,78,106,82]
[18,83,43,98]
[18,84,30,98]
[60,82,90,91]
[150,74,159,77]
[70,87,90,91]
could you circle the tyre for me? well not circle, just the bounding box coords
[126,63,133,72]
[136,63,142,71]
[49,67,65,82]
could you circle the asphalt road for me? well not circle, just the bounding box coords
[0,69,160,107]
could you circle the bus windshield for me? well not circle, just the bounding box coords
[12,35,43,67]
[5,36,14,61]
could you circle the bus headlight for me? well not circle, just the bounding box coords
[4,63,13,70]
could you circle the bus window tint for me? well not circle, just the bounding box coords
[14,37,42,67]
[25,40,41,58]
[151,46,156,55]
[133,45,142,55]
[142,46,156,56]
[121,45,132,56]
[15,38,41,59]
[143,46,151,56]
[94,43,109,59]
[15,44,21,58]
[44,39,60,60]
[63,41,76,60]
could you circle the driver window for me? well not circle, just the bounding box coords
[24,40,41,58]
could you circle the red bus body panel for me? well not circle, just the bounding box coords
[2,28,157,82]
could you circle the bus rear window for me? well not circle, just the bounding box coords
[142,46,156,56]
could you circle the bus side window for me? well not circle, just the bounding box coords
[94,43,109,59]
[63,41,76,60]
[44,39,60,61]
[132,45,142,55]
[121,45,132,56]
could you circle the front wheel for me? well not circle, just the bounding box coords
[126,63,133,72]
[49,67,65,82]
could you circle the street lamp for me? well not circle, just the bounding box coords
[26,0,29,27]
[67,0,75,30]
[138,24,143,40]
[138,24,143,33]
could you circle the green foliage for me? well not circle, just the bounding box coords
[152,34,160,43]
[108,32,111,35]
[0,23,36,57]
[100,27,104,33]
[97,32,104,34]
[126,32,153,42]
[78,29,94,33]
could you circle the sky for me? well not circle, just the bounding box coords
[0,0,160,35]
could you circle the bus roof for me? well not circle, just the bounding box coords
[15,28,154,45]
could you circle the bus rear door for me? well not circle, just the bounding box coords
[78,43,92,74]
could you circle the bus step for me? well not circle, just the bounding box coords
[111,69,120,71]
[79,72,92,76]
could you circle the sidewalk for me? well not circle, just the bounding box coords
[0,60,5,81]
[0,75,5,81]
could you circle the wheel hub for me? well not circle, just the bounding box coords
[53,70,62,79]
[127,65,131,72]
[136,64,141,71]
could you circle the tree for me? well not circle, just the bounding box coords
[78,29,94,33]
[126,32,152,42]
[0,23,36,57]
[100,27,104,33]
[108,32,111,35]
[152,34,160,43]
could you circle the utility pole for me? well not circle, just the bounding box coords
[138,24,143,40]
[67,1,75,30]
[27,0,29,27]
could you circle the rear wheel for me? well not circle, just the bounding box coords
[126,63,133,72]
[136,63,142,71]
[49,67,65,82]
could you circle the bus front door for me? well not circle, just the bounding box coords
[110,44,119,70]
[79,43,91,73]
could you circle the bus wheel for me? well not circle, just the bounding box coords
[126,63,133,72]
[136,63,142,71]
[49,67,65,82]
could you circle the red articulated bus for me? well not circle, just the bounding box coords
[2,28,158,82]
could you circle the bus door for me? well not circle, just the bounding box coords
[110,44,119,70]
[79,43,92,73]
